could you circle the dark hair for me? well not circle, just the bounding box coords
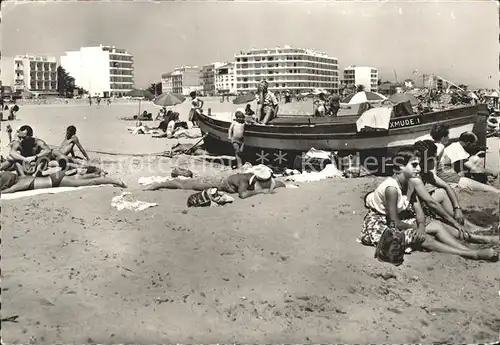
[413,140,437,158]
[392,148,418,171]
[430,123,450,141]
[190,91,197,98]
[459,132,477,144]
[19,125,33,137]
[66,125,77,140]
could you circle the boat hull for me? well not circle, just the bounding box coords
[198,104,488,172]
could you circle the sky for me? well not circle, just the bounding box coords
[2,0,499,89]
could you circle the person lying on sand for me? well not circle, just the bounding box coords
[410,140,498,245]
[144,165,286,199]
[359,148,497,261]
[436,132,499,194]
[0,170,127,194]
[6,125,52,176]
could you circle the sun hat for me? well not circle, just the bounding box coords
[250,164,272,180]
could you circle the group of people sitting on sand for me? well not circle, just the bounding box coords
[0,125,126,194]
[360,126,500,262]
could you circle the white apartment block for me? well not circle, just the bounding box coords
[343,66,378,92]
[60,45,134,97]
[1,55,57,93]
[161,66,202,95]
[200,62,225,96]
[215,62,237,94]
[234,46,339,93]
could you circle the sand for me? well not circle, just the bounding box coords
[1,102,499,344]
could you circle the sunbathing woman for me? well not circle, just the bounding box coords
[1,170,126,194]
[359,148,497,261]
[410,140,498,245]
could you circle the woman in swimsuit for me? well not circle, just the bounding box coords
[1,170,127,194]
[360,148,497,261]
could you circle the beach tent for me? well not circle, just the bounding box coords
[342,91,387,104]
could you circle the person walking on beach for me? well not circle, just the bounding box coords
[189,91,203,127]
[88,96,92,106]
[228,108,246,169]
[359,148,497,261]
[255,81,279,125]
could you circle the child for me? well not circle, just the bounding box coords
[189,91,204,128]
[228,109,246,169]
[6,124,13,143]
[360,148,497,262]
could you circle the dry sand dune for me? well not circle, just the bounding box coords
[1,103,499,344]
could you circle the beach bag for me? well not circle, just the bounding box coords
[187,188,234,208]
[187,188,217,208]
[374,226,406,266]
[171,167,193,178]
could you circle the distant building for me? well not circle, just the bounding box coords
[343,66,378,92]
[215,62,237,94]
[200,62,225,96]
[422,74,448,91]
[1,54,57,94]
[234,46,339,93]
[404,79,415,89]
[161,66,201,95]
[60,45,134,97]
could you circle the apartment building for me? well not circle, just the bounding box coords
[1,54,58,93]
[60,45,134,97]
[234,46,339,93]
[343,66,378,92]
[215,62,237,94]
[161,66,201,95]
[200,62,225,96]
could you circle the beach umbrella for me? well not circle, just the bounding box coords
[342,91,387,104]
[126,89,154,115]
[153,92,186,107]
[389,93,419,106]
[232,93,256,105]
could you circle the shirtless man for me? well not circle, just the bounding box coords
[7,125,52,176]
[143,165,286,199]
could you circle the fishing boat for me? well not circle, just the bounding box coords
[197,104,489,172]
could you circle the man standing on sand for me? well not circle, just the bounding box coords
[144,165,286,199]
[255,81,279,125]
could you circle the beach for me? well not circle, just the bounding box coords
[1,103,499,344]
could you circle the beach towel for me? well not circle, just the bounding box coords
[138,175,190,185]
[284,164,343,183]
[1,185,103,200]
[356,107,393,132]
[111,192,158,211]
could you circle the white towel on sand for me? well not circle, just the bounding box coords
[138,175,190,185]
[111,192,158,211]
[285,164,344,183]
[1,185,103,200]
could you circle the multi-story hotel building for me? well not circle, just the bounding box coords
[60,45,134,97]
[343,66,378,92]
[234,46,339,93]
[161,66,201,95]
[1,55,58,93]
[200,62,225,96]
[215,62,237,95]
